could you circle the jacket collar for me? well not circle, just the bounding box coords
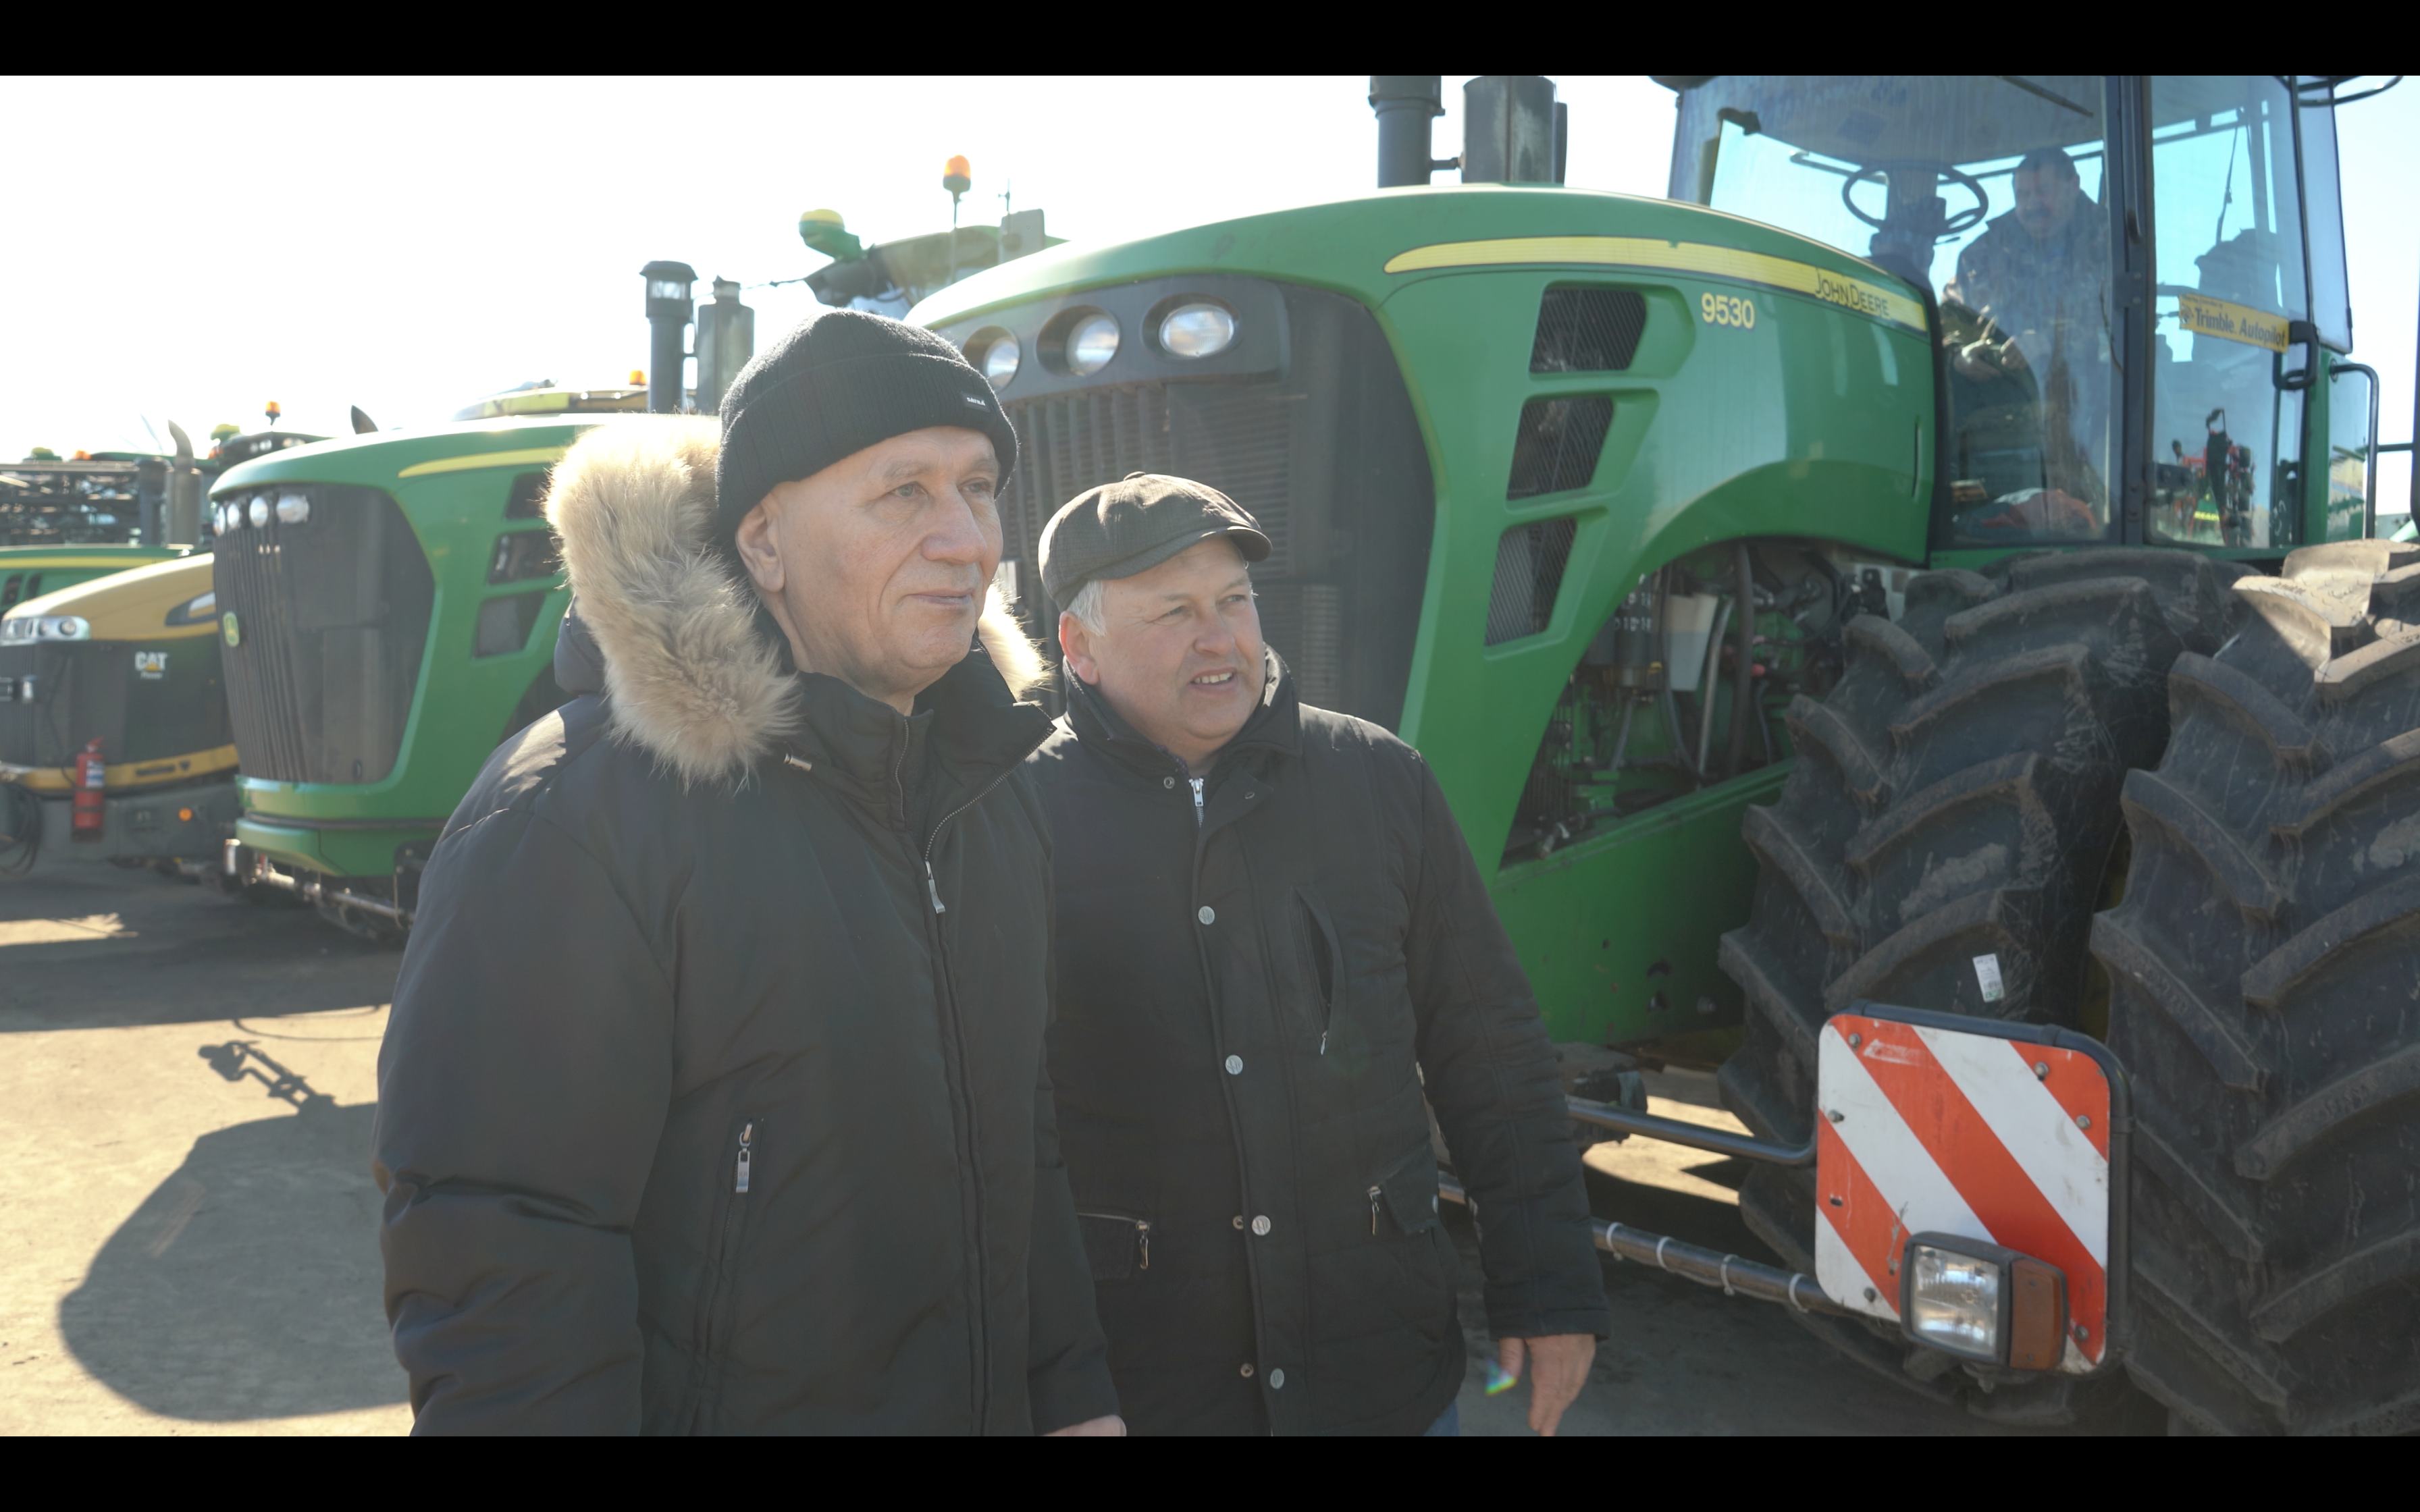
[786,644,1053,833]
[1063,646,1300,780]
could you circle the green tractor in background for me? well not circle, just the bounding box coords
[207,201,1046,936]
[1,422,323,877]
[906,74,2406,1434]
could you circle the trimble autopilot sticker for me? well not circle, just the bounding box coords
[2176,293,2289,353]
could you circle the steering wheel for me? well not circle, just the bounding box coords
[1841,159,1989,239]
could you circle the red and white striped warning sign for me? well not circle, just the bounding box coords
[1815,1011,2111,1372]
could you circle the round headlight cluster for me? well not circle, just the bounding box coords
[1065,313,1121,376]
[0,614,90,642]
[968,329,1021,389]
[212,500,235,533]
[1157,302,1238,358]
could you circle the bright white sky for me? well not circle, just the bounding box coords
[3,74,2411,513]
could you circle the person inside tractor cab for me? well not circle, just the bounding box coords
[1941,146,2112,539]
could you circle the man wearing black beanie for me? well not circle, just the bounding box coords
[375,310,1124,1435]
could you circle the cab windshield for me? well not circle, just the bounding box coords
[1674,76,2115,547]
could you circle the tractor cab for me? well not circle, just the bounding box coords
[1667,75,2375,554]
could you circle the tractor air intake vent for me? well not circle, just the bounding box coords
[1529,289,1646,373]
[1485,517,1577,645]
[214,484,434,785]
[1506,396,1614,500]
[992,282,1433,730]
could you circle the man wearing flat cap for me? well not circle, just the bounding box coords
[1025,475,1608,1436]
[374,310,1121,1434]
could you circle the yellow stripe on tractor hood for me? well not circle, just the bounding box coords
[1384,235,1926,334]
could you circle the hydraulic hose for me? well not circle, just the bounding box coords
[1695,597,1732,778]
[1727,540,1756,781]
[0,782,41,875]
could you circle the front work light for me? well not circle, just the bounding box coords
[1157,301,1238,358]
[0,615,91,643]
[275,492,310,525]
[969,329,1020,388]
[1065,313,1120,376]
[1900,1233,2068,1371]
[248,496,270,528]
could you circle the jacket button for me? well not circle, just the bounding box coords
[1198,905,1215,925]
[1232,1214,1245,1229]
[1269,1368,1285,1389]
[1224,1054,1242,1075]
[1240,1362,1255,1378]
[1251,1214,1271,1236]
[1163,776,1176,788]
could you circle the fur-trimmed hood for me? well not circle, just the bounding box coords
[546,418,1046,786]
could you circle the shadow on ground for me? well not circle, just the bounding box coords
[57,1096,404,1420]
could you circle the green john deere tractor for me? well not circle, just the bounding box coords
[205,219,1038,936]
[903,74,2405,1434]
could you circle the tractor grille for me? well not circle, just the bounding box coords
[0,638,232,772]
[1485,518,1579,645]
[995,284,1431,728]
[1529,288,1647,373]
[213,484,434,784]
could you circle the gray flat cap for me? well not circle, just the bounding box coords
[1038,472,1271,603]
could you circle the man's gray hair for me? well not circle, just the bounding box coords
[1063,577,1108,636]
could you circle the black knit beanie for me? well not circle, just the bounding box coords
[714,308,1018,556]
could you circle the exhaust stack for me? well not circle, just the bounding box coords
[1461,76,1564,186]
[1369,76,1447,188]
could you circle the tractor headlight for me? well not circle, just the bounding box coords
[1897,1233,2068,1370]
[1157,301,1238,358]
[1903,1241,2003,1362]
[968,329,1020,389]
[213,502,234,532]
[275,492,311,525]
[248,495,270,528]
[1064,313,1120,376]
[9,615,93,642]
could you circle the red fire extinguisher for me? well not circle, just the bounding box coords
[72,737,105,840]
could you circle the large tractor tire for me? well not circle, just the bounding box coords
[1717,549,2232,1424]
[2092,541,2420,1435]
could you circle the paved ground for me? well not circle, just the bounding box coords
[2,865,2132,1435]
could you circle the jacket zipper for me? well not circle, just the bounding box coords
[1369,1184,1383,1236]
[914,761,1022,1428]
[920,767,1018,914]
[1076,1211,1151,1271]
[689,1117,758,1430]
[1189,775,1205,826]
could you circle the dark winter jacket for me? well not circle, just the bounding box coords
[1030,657,1608,1436]
[372,419,1115,1434]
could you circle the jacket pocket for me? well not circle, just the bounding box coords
[694,1114,762,1385]
[1076,1210,1151,1280]
[1294,886,1343,1054]
[1367,1141,1441,1239]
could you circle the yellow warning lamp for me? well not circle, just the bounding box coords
[943,155,972,198]
[629,370,645,386]
[72,449,91,460]
[264,400,282,428]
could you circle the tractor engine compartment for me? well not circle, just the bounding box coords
[1503,539,1853,865]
